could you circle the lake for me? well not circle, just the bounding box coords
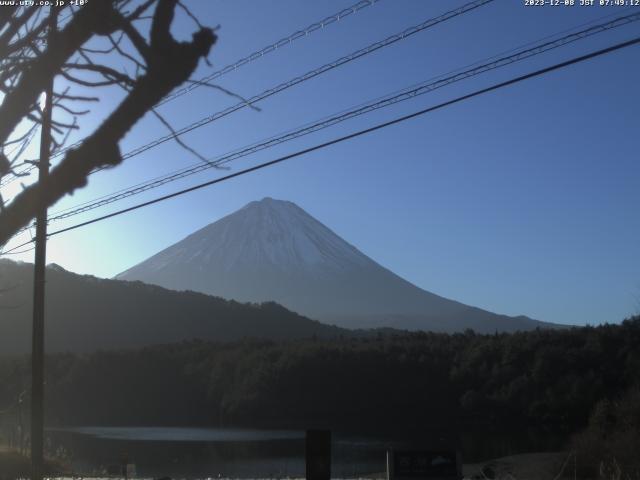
[46,427,394,478]
[45,426,565,478]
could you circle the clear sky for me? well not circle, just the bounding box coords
[3,0,640,326]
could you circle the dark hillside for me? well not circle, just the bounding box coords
[0,259,345,354]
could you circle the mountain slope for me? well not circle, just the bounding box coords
[117,198,556,333]
[0,259,344,354]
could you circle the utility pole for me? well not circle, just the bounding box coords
[31,6,56,480]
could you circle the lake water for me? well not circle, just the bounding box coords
[46,427,394,478]
[44,426,564,478]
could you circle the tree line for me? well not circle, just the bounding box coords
[1,317,639,460]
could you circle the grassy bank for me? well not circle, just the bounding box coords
[0,446,66,480]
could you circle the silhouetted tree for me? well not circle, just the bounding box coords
[0,0,216,246]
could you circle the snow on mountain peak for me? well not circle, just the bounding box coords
[123,198,372,276]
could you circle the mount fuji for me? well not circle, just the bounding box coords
[116,198,556,333]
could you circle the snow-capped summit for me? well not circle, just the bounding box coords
[120,197,371,276]
[205,197,372,272]
[117,198,553,333]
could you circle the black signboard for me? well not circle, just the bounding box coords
[388,450,461,480]
[306,429,331,480]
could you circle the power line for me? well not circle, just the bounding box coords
[2,33,635,254]
[48,7,639,214]
[5,0,494,186]
[57,0,382,159]
[0,0,383,185]
[158,0,382,107]
[0,245,35,255]
[2,0,497,240]
[96,0,493,168]
[19,0,494,184]
[42,11,640,224]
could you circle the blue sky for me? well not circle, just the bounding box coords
[4,0,640,326]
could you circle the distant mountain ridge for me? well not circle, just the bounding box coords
[117,197,558,333]
[0,259,344,354]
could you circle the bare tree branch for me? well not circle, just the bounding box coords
[150,107,210,164]
[0,0,216,245]
[187,79,262,112]
[0,1,121,145]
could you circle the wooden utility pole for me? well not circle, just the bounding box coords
[31,6,56,480]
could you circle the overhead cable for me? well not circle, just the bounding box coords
[3,32,636,256]
[43,11,640,224]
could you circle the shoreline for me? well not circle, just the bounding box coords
[1,448,568,480]
[462,451,567,479]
